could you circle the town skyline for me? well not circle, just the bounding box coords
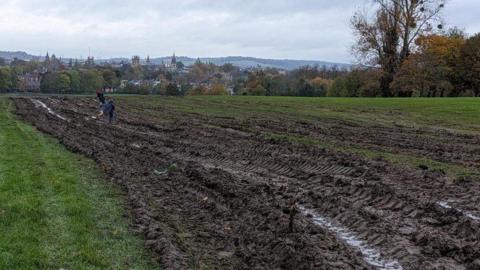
[0,50,352,71]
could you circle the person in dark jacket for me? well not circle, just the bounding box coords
[98,99,116,124]
[96,88,106,104]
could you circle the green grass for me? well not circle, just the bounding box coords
[0,98,160,269]
[121,96,480,133]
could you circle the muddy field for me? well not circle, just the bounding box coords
[13,97,480,270]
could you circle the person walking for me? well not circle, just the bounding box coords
[96,88,106,104]
[98,99,116,124]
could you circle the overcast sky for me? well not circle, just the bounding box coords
[1,0,479,63]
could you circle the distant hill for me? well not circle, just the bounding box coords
[0,51,38,61]
[0,51,351,70]
[149,56,351,70]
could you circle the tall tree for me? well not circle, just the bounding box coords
[79,70,104,93]
[206,84,229,95]
[64,70,81,93]
[165,83,180,96]
[391,32,465,97]
[458,33,480,96]
[55,73,71,94]
[102,69,119,89]
[40,72,58,93]
[0,67,13,92]
[352,0,446,96]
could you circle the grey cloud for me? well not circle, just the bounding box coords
[0,0,478,62]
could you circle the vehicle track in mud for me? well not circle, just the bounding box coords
[185,116,480,170]
[13,97,480,270]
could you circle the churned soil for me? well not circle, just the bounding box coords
[13,97,480,270]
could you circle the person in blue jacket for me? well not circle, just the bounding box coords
[99,99,116,124]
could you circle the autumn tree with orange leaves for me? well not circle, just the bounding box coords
[352,0,446,96]
[391,30,466,96]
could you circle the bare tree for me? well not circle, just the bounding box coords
[352,0,446,96]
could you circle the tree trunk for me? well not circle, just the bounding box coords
[380,70,394,97]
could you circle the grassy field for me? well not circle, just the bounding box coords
[124,96,480,133]
[0,98,160,269]
[120,96,480,178]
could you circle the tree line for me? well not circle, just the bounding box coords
[0,57,349,96]
[346,0,480,97]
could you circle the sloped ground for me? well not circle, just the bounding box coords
[13,97,480,270]
[0,98,159,270]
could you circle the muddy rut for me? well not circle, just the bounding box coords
[13,97,480,270]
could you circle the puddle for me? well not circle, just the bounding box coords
[437,201,480,221]
[437,201,452,209]
[31,99,68,121]
[130,143,142,149]
[299,206,403,270]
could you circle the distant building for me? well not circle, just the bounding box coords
[19,73,41,92]
[120,79,161,93]
[45,52,50,64]
[164,53,177,71]
[85,56,95,68]
[128,53,179,70]
[171,53,177,68]
[43,52,63,70]
[104,87,116,93]
[132,56,141,67]
[120,80,128,89]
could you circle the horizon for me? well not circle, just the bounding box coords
[1,0,479,63]
[1,50,354,64]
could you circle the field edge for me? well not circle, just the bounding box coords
[0,97,161,269]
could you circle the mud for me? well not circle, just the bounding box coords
[13,97,480,270]
[253,118,480,169]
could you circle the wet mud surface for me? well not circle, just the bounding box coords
[13,97,480,270]
[201,116,480,169]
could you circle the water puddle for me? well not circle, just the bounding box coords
[437,201,480,221]
[31,99,68,121]
[299,206,403,270]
